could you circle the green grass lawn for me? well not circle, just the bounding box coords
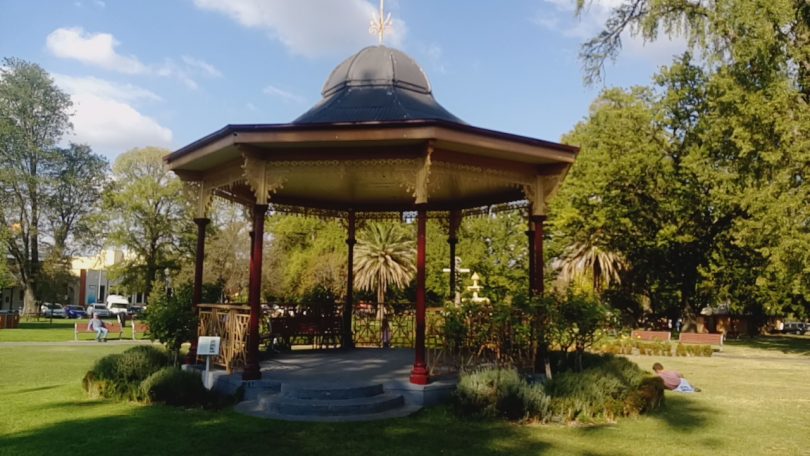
[0,319,148,342]
[1,337,809,456]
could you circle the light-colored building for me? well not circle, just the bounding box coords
[0,248,147,312]
[71,249,147,306]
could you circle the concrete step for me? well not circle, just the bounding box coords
[234,399,421,422]
[262,392,405,416]
[280,382,383,400]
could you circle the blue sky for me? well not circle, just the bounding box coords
[0,0,685,160]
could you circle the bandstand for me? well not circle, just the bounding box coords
[164,44,577,386]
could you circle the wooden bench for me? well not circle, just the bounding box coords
[131,321,149,340]
[74,321,123,341]
[679,332,723,348]
[269,315,342,348]
[631,330,672,341]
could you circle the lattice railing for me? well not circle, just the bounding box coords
[198,304,251,373]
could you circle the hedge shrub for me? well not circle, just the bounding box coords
[83,345,169,401]
[454,354,664,424]
[140,367,209,407]
[454,368,549,421]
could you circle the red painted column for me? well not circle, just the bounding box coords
[343,210,356,349]
[185,217,210,365]
[243,204,267,381]
[530,215,546,295]
[410,205,430,385]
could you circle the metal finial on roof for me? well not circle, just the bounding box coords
[369,0,392,45]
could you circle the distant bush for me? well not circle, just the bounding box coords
[674,343,713,357]
[83,346,169,400]
[597,339,669,356]
[140,367,208,407]
[454,354,664,424]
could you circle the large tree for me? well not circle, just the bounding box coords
[573,0,810,321]
[105,147,193,302]
[263,215,347,304]
[0,58,72,314]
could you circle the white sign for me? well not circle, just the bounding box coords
[197,336,221,356]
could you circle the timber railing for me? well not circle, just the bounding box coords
[197,304,251,373]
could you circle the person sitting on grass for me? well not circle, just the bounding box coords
[88,313,108,342]
[653,362,700,392]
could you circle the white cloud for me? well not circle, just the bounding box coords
[263,84,305,104]
[46,27,222,89]
[423,43,446,74]
[46,27,147,74]
[181,55,223,78]
[154,59,199,90]
[53,75,172,156]
[53,74,162,102]
[193,0,407,58]
[534,0,687,65]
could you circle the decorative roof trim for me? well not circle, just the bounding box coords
[165,120,579,165]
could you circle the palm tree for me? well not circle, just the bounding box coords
[353,222,416,319]
[556,239,626,294]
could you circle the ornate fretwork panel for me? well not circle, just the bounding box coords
[183,180,215,219]
[242,155,286,205]
[521,166,571,216]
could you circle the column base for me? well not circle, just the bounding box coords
[409,364,430,385]
[242,364,262,381]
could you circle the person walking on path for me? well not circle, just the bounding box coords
[653,362,700,392]
[88,313,108,342]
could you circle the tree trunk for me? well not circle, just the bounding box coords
[22,283,37,316]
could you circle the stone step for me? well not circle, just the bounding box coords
[234,399,421,422]
[280,382,384,400]
[261,392,405,416]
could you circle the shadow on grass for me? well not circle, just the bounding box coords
[15,385,62,394]
[0,403,555,456]
[646,394,716,431]
[726,336,810,356]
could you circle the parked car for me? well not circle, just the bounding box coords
[40,303,65,318]
[106,295,131,316]
[64,305,87,319]
[86,304,112,318]
[108,303,130,316]
[783,322,808,335]
[129,305,145,317]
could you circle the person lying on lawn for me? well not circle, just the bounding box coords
[653,362,701,392]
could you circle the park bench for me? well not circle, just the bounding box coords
[269,315,342,349]
[131,321,150,340]
[74,321,123,341]
[631,330,672,341]
[678,332,723,349]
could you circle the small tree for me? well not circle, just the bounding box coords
[145,283,197,365]
[559,291,607,372]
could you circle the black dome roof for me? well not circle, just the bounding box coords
[293,45,464,124]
